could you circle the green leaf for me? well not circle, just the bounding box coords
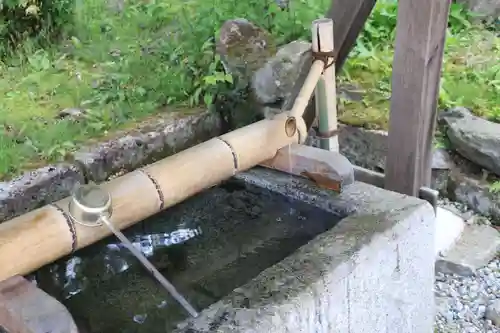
[203,93,213,106]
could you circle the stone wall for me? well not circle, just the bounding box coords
[0,111,222,223]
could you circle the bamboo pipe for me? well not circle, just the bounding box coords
[0,114,307,281]
[313,18,339,152]
[0,170,161,280]
[288,60,324,119]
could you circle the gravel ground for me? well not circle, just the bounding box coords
[435,259,500,333]
[435,199,500,333]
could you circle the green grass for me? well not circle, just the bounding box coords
[0,0,329,178]
[0,0,498,179]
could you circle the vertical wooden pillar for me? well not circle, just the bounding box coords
[384,0,451,196]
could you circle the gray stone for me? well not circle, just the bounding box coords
[216,19,276,88]
[252,40,311,105]
[457,0,500,20]
[447,160,500,222]
[433,148,454,170]
[312,124,388,172]
[275,0,289,9]
[435,224,500,276]
[56,108,86,120]
[0,165,84,223]
[106,0,124,12]
[435,207,465,257]
[439,107,500,176]
[73,111,221,182]
[486,299,500,326]
[338,83,365,102]
[310,125,450,174]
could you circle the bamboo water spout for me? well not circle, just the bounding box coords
[0,113,309,281]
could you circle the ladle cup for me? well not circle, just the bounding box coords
[68,183,199,318]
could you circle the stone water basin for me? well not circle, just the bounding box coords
[33,167,435,333]
[33,169,345,332]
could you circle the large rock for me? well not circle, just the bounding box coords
[251,40,311,105]
[435,224,500,276]
[447,158,500,221]
[308,124,453,176]
[216,19,276,88]
[439,107,500,176]
[457,0,500,20]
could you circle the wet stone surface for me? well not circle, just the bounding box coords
[74,111,221,182]
[0,164,84,222]
[33,179,342,333]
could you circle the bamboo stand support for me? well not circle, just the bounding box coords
[313,18,339,152]
[288,61,324,119]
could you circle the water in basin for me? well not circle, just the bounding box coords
[33,178,343,333]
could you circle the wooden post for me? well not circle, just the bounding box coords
[384,0,451,196]
[312,18,339,152]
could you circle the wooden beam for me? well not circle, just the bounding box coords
[384,0,451,196]
[325,0,377,71]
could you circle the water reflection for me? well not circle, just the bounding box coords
[33,180,342,333]
[40,227,202,300]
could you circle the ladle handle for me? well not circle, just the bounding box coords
[100,216,199,318]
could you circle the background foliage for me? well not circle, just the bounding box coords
[0,0,498,179]
[0,0,74,57]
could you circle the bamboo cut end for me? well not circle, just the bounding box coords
[284,116,297,137]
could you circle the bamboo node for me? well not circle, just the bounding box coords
[139,169,165,210]
[216,137,239,172]
[50,203,78,252]
[312,50,335,72]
